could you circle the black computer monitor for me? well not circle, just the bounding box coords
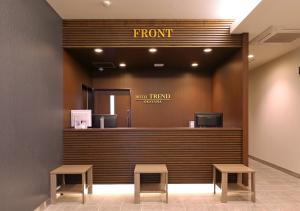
[92,114,117,128]
[194,112,223,127]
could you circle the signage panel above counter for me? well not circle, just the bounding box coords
[63,20,242,47]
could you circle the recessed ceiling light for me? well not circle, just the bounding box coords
[94,48,103,53]
[119,63,126,68]
[98,67,104,72]
[203,48,212,53]
[102,0,112,8]
[248,54,255,59]
[149,48,157,53]
[154,63,164,67]
[191,62,199,67]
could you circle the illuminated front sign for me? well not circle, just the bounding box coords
[133,29,174,38]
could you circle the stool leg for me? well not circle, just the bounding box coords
[50,174,57,204]
[221,172,228,203]
[165,173,168,203]
[82,173,86,204]
[88,168,93,194]
[160,173,168,203]
[134,173,140,203]
[213,167,216,194]
[237,173,243,186]
[251,172,256,202]
[62,174,65,186]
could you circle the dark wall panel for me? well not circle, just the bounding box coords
[93,72,212,127]
[64,50,93,128]
[212,34,249,169]
[0,0,62,210]
[212,50,244,127]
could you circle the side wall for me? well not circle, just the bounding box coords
[64,50,92,128]
[0,0,63,210]
[249,48,300,174]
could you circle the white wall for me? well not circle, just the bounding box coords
[249,48,300,174]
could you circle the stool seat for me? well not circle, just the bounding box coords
[134,164,168,173]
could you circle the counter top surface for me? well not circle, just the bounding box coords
[64,127,242,131]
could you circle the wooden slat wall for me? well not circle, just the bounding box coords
[64,128,243,184]
[63,20,242,48]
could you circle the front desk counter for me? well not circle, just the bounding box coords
[64,127,243,184]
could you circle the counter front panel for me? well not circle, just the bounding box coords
[64,128,243,183]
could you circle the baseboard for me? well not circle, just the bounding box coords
[249,155,300,179]
[33,198,51,211]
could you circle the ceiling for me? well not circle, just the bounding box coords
[47,0,300,70]
[232,0,300,69]
[46,0,257,20]
[67,47,239,75]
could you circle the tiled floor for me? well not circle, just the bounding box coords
[45,159,300,211]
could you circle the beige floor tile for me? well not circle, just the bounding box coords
[100,205,122,211]
[120,202,141,211]
[45,158,300,211]
[76,205,99,211]
[141,204,164,211]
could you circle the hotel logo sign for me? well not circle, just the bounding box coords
[136,93,172,104]
[133,28,174,39]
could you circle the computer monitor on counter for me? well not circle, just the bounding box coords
[71,110,92,128]
[194,112,223,128]
[92,114,117,128]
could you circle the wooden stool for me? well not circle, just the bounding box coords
[50,165,93,204]
[213,164,255,203]
[134,164,168,203]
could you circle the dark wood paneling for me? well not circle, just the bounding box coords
[94,92,110,114]
[64,50,93,128]
[93,72,212,127]
[64,128,243,184]
[212,50,243,127]
[211,33,248,184]
[63,20,242,48]
[241,34,249,184]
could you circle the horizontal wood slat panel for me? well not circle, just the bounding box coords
[64,128,243,183]
[63,20,242,48]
